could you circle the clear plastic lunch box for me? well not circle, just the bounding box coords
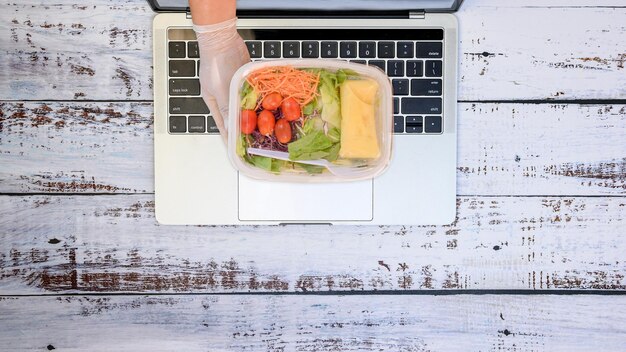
[227,59,393,182]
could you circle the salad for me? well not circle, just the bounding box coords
[236,65,380,175]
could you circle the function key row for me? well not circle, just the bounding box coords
[169,115,219,134]
[245,41,442,59]
[394,115,442,134]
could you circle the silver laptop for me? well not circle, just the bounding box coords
[151,0,460,225]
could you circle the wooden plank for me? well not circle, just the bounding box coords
[0,195,624,294]
[1,0,153,101]
[0,294,625,351]
[1,102,624,195]
[0,102,153,193]
[1,1,624,101]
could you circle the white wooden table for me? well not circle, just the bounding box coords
[1,0,625,350]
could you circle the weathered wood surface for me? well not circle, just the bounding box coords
[1,101,624,195]
[1,195,624,294]
[1,0,625,101]
[1,0,625,349]
[1,294,625,351]
[0,101,154,193]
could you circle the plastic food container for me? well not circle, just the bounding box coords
[227,59,393,182]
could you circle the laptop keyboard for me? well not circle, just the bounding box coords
[167,28,444,135]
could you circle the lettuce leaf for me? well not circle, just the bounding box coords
[323,143,341,162]
[236,134,247,157]
[299,164,325,174]
[248,155,273,171]
[288,130,334,161]
[318,70,341,130]
[302,117,324,135]
[336,69,359,85]
[240,81,258,110]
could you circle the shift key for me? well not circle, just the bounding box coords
[169,97,210,114]
[401,97,442,114]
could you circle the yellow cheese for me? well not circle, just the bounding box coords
[339,79,380,159]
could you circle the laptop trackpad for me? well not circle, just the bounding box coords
[238,175,373,222]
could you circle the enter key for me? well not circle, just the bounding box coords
[410,79,442,96]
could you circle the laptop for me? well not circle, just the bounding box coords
[150,0,460,225]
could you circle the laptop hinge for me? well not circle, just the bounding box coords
[186,8,191,19]
[409,10,425,19]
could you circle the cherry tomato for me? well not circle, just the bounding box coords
[275,119,292,144]
[257,110,276,136]
[261,92,283,110]
[281,97,301,121]
[240,109,257,135]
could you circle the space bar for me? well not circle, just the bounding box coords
[169,97,210,114]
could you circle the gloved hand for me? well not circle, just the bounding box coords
[194,18,250,143]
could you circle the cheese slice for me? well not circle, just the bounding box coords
[339,79,380,159]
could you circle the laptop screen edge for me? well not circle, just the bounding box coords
[146,0,464,13]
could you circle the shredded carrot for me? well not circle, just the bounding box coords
[246,66,320,107]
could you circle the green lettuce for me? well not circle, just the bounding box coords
[287,129,341,163]
[236,134,247,157]
[318,70,341,129]
[288,130,334,160]
[336,68,359,85]
[248,155,272,171]
[240,81,258,110]
[299,164,325,174]
[302,117,324,135]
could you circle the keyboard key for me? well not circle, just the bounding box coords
[425,116,442,133]
[406,116,423,133]
[377,41,395,58]
[392,79,409,96]
[264,41,281,58]
[340,41,357,58]
[169,79,200,96]
[406,60,423,77]
[207,116,219,133]
[401,98,442,114]
[406,115,423,124]
[351,60,366,65]
[411,79,442,96]
[416,42,442,58]
[246,41,262,58]
[359,41,376,58]
[168,41,186,58]
[169,116,186,133]
[387,60,404,77]
[321,42,338,58]
[169,60,196,77]
[197,61,200,76]
[406,125,423,133]
[187,41,199,58]
[393,115,404,133]
[397,42,414,58]
[302,41,319,58]
[169,97,210,114]
[368,60,385,72]
[188,115,206,133]
[425,60,442,77]
[283,41,300,58]
[393,98,399,114]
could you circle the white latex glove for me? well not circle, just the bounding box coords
[194,18,250,143]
